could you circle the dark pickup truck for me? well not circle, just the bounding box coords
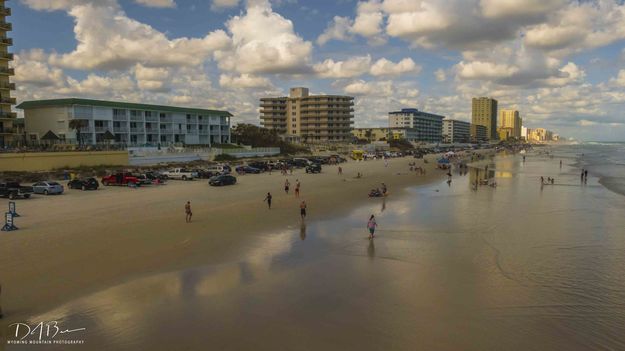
[0,182,34,199]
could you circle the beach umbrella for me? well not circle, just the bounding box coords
[437,158,450,164]
[102,130,115,141]
[41,130,60,141]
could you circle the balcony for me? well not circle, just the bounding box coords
[0,128,14,134]
[145,127,159,133]
[0,7,11,17]
[130,128,145,133]
[0,21,12,31]
[0,38,12,46]
[0,52,13,61]
[0,67,14,75]
[0,111,16,118]
[113,126,128,133]
[94,126,111,133]
[145,115,158,122]
[0,97,15,104]
[199,129,209,135]
[129,115,143,121]
[0,82,14,90]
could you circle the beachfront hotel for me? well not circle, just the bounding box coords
[388,108,444,143]
[352,127,419,142]
[442,119,471,143]
[472,97,498,140]
[16,98,232,146]
[470,124,488,143]
[260,87,354,142]
[0,0,16,148]
[499,109,522,139]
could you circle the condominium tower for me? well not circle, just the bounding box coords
[472,97,498,140]
[260,87,354,142]
[442,119,471,143]
[499,109,522,138]
[388,108,444,143]
[0,0,16,147]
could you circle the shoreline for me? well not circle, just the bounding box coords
[0,150,492,325]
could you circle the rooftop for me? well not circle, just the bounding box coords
[16,98,233,117]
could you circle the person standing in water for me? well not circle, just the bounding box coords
[284,179,290,194]
[295,179,301,198]
[367,215,378,239]
[300,201,307,220]
[185,201,192,223]
[264,192,272,209]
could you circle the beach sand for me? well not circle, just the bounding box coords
[0,152,485,325]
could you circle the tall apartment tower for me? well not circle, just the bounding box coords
[0,0,15,147]
[471,97,498,140]
[260,87,354,142]
[499,109,522,138]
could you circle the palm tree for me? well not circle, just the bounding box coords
[68,119,87,146]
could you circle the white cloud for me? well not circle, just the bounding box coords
[480,0,565,19]
[456,61,520,80]
[313,56,371,78]
[342,80,393,96]
[578,119,597,127]
[20,0,115,11]
[219,73,273,89]
[351,0,384,37]
[317,16,353,45]
[613,70,625,87]
[211,0,239,11]
[134,64,172,92]
[46,3,230,70]
[13,50,66,88]
[434,68,446,82]
[215,0,313,74]
[134,0,176,8]
[370,57,420,76]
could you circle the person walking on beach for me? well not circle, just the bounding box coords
[560,160,563,168]
[185,201,192,223]
[581,170,585,183]
[367,215,378,239]
[295,180,300,198]
[284,179,290,194]
[300,201,307,220]
[338,166,343,175]
[264,192,272,209]
[381,183,387,196]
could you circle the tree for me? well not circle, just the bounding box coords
[68,119,88,146]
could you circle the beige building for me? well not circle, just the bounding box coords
[260,87,354,142]
[498,109,522,138]
[472,97,498,140]
[527,128,555,143]
[0,1,16,147]
[470,124,488,143]
[352,127,419,142]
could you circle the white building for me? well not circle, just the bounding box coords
[17,98,232,146]
[442,119,471,143]
[388,108,444,143]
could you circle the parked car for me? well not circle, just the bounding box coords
[162,168,198,180]
[133,173,154,186]
[209,174,237,186]
[305,163,322,174]
[191,168,216,179]
[32,181,64,195]
[235,165,262,174]
[292,158,311,168]
[101,172,141,186]
[248,161,270,171]
[143,171,168,183]
[206,164,231,174]
[0,182,34,199]
[68,178,99,190]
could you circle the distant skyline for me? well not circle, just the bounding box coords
[9,0,625,141]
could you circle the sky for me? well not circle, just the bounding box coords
[8,0,625,141]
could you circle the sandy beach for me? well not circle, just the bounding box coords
[0,152,483,326]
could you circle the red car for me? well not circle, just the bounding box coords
[101,172,140,186]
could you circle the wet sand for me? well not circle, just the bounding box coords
[5,149,624,350]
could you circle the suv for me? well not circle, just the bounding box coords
[101,172,141,186]
[305,163,322,174]
[0,182,34,199]
[68,178,99,190]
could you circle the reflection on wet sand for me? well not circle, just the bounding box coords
[8,149,625,351]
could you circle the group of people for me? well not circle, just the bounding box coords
[408,162,426,175]
[581,169,589,184]
[541,176,556,185]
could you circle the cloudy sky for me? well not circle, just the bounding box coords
[9,0,625,141]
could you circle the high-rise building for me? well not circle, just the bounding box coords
[471,97,498,140]
[470,124,488,143]
[260,87,354,142]
[17,98,232,146]
[0,1,16,147]
[442,119,470,143]
[498,109,522,138]
[388,108,444,143]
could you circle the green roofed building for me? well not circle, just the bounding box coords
[16,98,233,146]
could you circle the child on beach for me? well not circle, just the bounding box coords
[295,180,300,198]
[185,201,192,223]
[367,215,378,239]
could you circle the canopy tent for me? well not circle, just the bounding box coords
[102,130,115,141]
[41,130,60,141]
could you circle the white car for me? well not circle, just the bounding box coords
[162,168,198,180]
[32,181,64,195]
